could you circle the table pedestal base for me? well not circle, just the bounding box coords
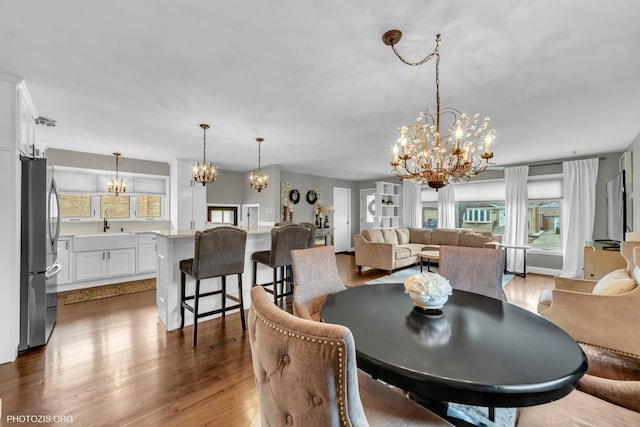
[410,393,517,427]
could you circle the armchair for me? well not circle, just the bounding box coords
[537,241,640,413]
[538,241,640,358]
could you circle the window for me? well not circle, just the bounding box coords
[55,166,169,222]
[463,208,492,224]
[100,195,131,219]
[60,194,92,218]
[456,202,504,233]
[528,200,561,249]
[422,203,438,228]
[137,195,162,218]
[207,206,238,225]
[421,174,563,249]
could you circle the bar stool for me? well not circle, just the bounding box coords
[251,224,311,304]
[179,226,248,346]
[299,222,318,248]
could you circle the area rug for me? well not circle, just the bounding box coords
[365,266,514,287]
[65,278,156,304]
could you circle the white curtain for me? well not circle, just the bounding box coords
[505,166,529,272]
[402,181,421,228]
[437,184,456,229]
[561,158,599,277]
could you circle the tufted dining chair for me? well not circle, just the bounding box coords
[290,245,346,321]
[438,245,506,301]
[247,286,452,427]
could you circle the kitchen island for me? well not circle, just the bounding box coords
[153,226,273,331]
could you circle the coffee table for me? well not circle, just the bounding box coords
[418,250,439,272]
[320,283,587,409]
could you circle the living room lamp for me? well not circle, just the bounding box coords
[383,31,496,190]
[193,123,218,186]
[107,152,126,196]
[249,137,269,192]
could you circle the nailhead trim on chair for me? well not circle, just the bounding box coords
[254,310,348,426]
[580,341,639,359]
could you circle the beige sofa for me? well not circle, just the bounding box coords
[354,227,502,273]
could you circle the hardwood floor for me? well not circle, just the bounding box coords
[0,255,551,426]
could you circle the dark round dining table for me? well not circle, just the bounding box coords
[320,283,588,408]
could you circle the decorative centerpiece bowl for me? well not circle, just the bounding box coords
[404,272,453,314]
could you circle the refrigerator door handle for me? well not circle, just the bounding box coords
[45,262,62,280]
[48,175,61,249]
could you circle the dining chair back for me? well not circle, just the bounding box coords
[290,245,346,320]
[179,226,247,346]
[247,286,452,427]
[438,245,506,301]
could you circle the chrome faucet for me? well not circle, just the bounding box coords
[103,210,110,232]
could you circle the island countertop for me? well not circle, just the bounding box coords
[152,226,273,239]
[154,225,274,330]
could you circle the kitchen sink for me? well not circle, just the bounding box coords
[73,233,137,252]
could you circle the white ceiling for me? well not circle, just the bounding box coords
[2,1,639,181]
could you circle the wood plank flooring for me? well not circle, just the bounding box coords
[0,255,550,426]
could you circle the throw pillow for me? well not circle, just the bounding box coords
[395,228,410,244]
[592,269,637,296]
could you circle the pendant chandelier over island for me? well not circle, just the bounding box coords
[249,137,269,192]
[193,123,218,186]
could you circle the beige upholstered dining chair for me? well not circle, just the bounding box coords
[290,245,346,321]
[438,245,506,301]
[247,286,452,427]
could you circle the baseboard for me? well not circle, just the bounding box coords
[526,266,561,277]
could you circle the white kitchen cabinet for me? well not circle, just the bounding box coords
[177,159,207,230]
[137,233,157,274]
[76,250,108,281]
[75,248,135,282]
[56,238,72,285]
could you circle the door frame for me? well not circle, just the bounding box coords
[333,187,351,252]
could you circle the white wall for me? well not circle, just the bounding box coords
[0,75,27,364]
[627,132,640,231]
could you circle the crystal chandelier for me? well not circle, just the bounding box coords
[383,31,495,190]
[249,137,269,192]
[107,152,126,196]
[193,123,218,185]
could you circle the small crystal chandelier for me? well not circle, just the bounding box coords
[249,137,269,192]
[383,31,495,190]
[107,152,126,196]
[193,123,218,185]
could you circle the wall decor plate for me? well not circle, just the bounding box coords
[289,189,300,204]
[306,190,318,204]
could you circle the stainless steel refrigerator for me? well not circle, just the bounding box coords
[19,156,61,351]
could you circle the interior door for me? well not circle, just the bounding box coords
[360,189,376,232]
[241,204,260,229]
[333,187,351,252]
